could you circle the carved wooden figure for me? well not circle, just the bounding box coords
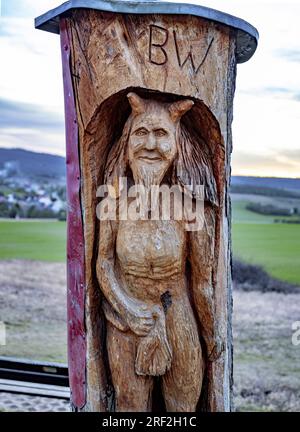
[98,93,222,411]
[35,0,258,412]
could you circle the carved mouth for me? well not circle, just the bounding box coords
[137,150,163,163]
[138,156,162,163]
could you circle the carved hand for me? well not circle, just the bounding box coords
[125,301,159,337]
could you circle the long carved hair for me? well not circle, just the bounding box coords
[104,99,218,207]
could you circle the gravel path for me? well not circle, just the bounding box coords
[0,392,69,412]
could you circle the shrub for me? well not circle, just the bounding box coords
[246,202,292,216]
[26,205,56,219]
[232,259,299,294]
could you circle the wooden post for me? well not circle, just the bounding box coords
[36,1,258,412]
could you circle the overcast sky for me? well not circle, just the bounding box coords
[0,0,299,178]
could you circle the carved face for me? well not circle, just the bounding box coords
[127,93,193,187]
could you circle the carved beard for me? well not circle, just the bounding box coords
[131,161,167,188]
[130,160,169,216]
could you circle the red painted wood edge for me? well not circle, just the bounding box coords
[60,18,86,410]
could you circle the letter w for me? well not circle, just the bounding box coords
[173,31,214,74]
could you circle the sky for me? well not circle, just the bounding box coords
[0,0,299,178]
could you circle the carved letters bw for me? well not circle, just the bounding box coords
[148,24,214,74]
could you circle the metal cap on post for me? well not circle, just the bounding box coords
[35,0,258,63]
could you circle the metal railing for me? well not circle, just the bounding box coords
[0,356,70,399]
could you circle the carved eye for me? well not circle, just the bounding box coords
[134,128,148,137]
[154,129,168,137]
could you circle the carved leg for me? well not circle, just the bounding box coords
[107,322,154,412]
[162,297,203,412]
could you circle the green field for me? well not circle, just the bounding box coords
[232,200,300,285]
[233,223,300,285]
[0,220,66,262]
[232,200,277,224]
[0,206,299,285]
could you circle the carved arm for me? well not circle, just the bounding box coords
[97,220,155,336]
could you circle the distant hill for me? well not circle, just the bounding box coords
[0,148,299,193]
[232,176,300,192]
[0,148,66,180]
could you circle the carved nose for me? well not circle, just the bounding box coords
[145,134,156,150]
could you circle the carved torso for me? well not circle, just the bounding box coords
[116,219,187,302]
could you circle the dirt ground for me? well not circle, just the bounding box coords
[0,260,67,362]
[233,290,300,411]
[0,260,299,412]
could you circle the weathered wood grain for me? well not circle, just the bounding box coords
[64,9,236,412]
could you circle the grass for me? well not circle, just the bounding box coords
[0,321,67,363]
[232,200,300,285]
[232,223,300,285]
[0,220,66,262]
[232,200,276,224]
[0,203,299,285]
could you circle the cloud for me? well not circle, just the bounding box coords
[0,98,65,156]
[257,87,300,102]
[1,0,32,17]
[240,86,297,100]
[277,49,300,63]
[279,149,300,162]
[233,152,273,166]
[232,150,300,178]
[1,0,299,177]
[0,130,65,156]
[0,98,64,132]
[0,3,64,156]
[1,0,61,18]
